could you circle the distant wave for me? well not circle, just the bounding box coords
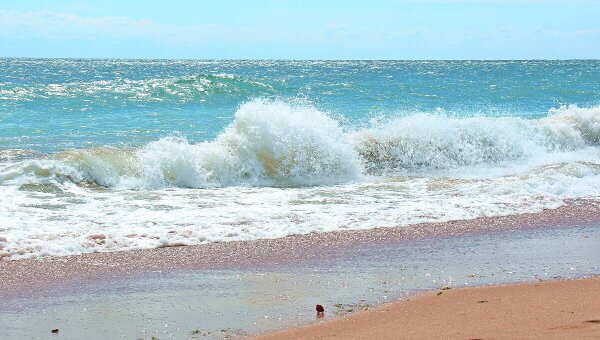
[0,73,274,102]
[2,100,600,189]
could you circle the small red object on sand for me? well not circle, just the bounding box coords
[316,304,325,318]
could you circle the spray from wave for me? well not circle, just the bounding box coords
[2,100,600,189]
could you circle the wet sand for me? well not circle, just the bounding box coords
[259,277,600,340]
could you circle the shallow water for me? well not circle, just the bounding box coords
[2,60,600,259]
[1,224,599,339]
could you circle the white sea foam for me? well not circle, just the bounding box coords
[354,105,600,173]
[2,101,600,259]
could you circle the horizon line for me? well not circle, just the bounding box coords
[2,57,600,61]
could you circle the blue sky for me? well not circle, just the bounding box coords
[0,0,599,59]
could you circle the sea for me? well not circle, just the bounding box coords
[1,59,599,259]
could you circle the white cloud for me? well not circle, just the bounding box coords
[0,10,232,42]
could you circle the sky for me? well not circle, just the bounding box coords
[0,0,599,59]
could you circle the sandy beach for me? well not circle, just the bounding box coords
[259,277,600,340]
[1,199,600,338]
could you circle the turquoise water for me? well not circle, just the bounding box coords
[1,59,600,259]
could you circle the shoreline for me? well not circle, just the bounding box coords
[2,199,600,298]
[257,277,600,339]
[0,200,599,338]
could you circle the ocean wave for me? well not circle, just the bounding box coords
[2,101,600,189]
[354,105,600,173]
[1,100,362,188]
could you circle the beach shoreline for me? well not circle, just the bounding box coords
[1,199,599,338]
[2,199,600,298]
[257,276,600,339]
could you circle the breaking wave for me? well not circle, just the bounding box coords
[354,105,600,173]
[2,101,600,189]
